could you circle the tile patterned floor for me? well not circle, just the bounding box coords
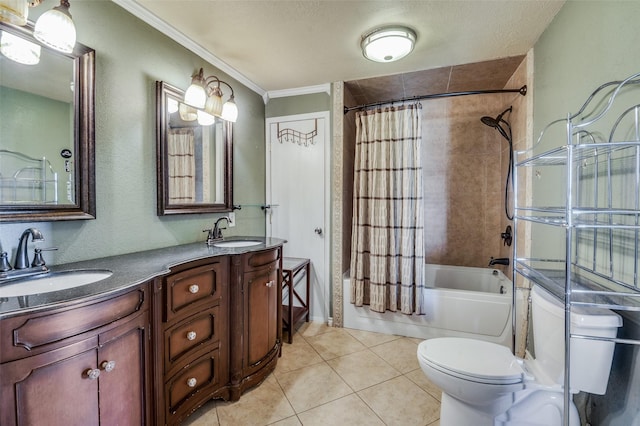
[183,322,442,426]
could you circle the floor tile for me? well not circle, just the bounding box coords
[405,367,442,401]
[370,337,421,373]
[276,362,353,412]
[327,349,400,391]
[269,415,302,426]
[276,337,324,375]
[297,321,335,338]
[305,328,367,360]
[216,377,295,426]
[297,394,385,426]
[345,328,403,347]
[358,376,440,426]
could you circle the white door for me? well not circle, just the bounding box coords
[266,112,330,323]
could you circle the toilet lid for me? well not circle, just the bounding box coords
[418,338,524,385]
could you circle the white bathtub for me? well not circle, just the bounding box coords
[343,264,513,349]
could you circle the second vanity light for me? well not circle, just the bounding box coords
[183,67,238,124]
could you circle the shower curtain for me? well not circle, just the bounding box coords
[167,128,196,203]
[350,104,425,315]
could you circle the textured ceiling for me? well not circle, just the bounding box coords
[127,0,564,94]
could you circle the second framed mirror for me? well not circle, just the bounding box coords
[156,81,233,215]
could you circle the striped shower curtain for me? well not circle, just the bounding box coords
[350,104,425,315]
[167,128,196,203]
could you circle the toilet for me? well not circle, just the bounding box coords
[417,284,622,426]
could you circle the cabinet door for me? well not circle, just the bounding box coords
[98,313,150,426]
[245,266,278,365]
[0,338,100,426]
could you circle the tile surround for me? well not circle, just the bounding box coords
[183,323,442,426]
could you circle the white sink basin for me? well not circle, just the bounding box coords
[213,240,262,248]
[0,270,113,298]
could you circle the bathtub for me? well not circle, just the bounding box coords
[343,264,513,349]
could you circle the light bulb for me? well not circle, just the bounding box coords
[34,1,76,54]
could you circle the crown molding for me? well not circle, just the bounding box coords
[264,84,332,103]
[113,0,266,97]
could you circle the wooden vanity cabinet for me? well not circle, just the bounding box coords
[156,258,230,426]
[228,247,283,399]
[0,284,151,426]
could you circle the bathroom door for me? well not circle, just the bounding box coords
[266,112,330,323]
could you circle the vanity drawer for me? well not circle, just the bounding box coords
[165,260,227,321]
[164,307,219,374]
[0,286,147,363]
[243,248,280,271]
[166,349,219,416]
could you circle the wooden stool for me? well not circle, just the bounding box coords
[281,257,310,343]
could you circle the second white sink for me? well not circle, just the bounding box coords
[213,240,262,248]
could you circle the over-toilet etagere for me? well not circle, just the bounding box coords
[513,72,640,425]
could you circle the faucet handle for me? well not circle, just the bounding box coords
[32,247,58,268]
[0,252,12,272]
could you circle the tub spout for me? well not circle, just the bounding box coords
[488,257,510,267]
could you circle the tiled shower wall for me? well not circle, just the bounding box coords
[342,57,529,273]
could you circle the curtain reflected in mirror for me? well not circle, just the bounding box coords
[156,81,232,215]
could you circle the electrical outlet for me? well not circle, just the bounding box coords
[228,212,236,227]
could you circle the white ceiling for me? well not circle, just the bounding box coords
[120,0,564,97]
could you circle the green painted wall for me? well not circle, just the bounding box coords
[533,2,640,425]
[1,1,267,263]
[266,93,331,118]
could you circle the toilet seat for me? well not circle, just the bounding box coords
[418,338,525,385]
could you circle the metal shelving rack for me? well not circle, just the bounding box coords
[513,72,640,425]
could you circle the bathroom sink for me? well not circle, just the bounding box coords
[213,240,262,248]
[0,270,113,298]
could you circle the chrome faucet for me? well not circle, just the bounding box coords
[14,228,45,270]
[488,257,510,267]
[213,217,230,240]
[204,217,230,246]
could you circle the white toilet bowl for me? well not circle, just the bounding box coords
[416,284,622,426]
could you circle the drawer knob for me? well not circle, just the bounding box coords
[266,280,275,288]
[187,331,197,341]
[188,284,199,294]
[84,368,101,380]
[187,377,197,388]
[100,360,116,372]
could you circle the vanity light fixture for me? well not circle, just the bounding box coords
[0,0,76,55]
[360,25,417,63]
[184,68,238,123]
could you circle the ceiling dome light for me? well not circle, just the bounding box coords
[361,25,416,63]
[34,0,76,54]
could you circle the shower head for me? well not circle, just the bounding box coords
[481,106,512,141]
[481,106,512,128]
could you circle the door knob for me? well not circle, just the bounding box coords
[314,228,322,235]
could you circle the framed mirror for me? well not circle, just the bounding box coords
[156,81,233,215]
[0,20,95,222]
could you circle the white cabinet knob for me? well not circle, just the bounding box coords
[188,284,199,294]
[84,368,101,380]
[187,377,197,388]
[187,331,197,341]
[100,360,116,372]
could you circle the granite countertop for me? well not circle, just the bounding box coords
[0,236,286,318]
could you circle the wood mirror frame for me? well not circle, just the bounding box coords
[156,81,233,215]
[0,21,95,222]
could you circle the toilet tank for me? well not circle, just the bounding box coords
[531,284,622,395]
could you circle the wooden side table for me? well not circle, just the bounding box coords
[281,257,310,343]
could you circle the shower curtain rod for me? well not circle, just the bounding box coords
[343,85,527,114]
